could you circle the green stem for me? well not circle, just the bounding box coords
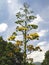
[24,21,27,64]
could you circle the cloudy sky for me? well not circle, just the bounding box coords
[0,0,49,62]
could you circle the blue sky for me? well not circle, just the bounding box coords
[0,0,49,62]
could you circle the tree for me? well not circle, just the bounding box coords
[0,36,23,65]
[41,50,49,65]
[8,3,42,64]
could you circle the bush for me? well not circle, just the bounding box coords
[41,50,49,65]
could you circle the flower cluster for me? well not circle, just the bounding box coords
[16,26,28,31]
[8,35,16,41]
[15,40,23,46]
[26,33,39,40]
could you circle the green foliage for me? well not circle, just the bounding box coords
[25,62,35,65]
[41,50,49,65]
[28,24,38,29]
[0,36,3,42]
[29,15,37,20]
[12,32,17,36]
[15,20,24,23]
[16,12,21,18]
[0,37,23,65]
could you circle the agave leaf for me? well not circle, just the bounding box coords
[12,32,17,36]
[28,24,38,29]
[29,15,37,19]
[15,20,24,23]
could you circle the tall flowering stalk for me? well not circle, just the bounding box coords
[8,3,42,64]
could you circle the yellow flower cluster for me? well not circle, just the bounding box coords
[27,45,34,51]
[8,35,16,41]
[16,26,28,31]
[26,33,39,40]
[14,47,21,52]
[8,52,13,57]
[35,46,42,51]
[26,35,33,40]
[29,33,39,37]
[15,40,23,46]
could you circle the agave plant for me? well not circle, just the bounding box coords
[8,3,42,64]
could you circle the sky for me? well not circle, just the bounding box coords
[0,0,49,63]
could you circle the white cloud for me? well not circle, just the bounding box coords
[37,41,49,51]
[28,14,43,24]
[37,41,46,46]
[45,44,49,50]
[27,51,45,63]
[27,39,49,63]
[0,23,8,32]
[37,41,47,51]
[15,35,23,41]
[27,41,49,63]
[40,43,49,52]
[38,30,48,37]
[33,14,43,24]
[7,0,22,17]
[37,41,49,52]
[7,0,12,3]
